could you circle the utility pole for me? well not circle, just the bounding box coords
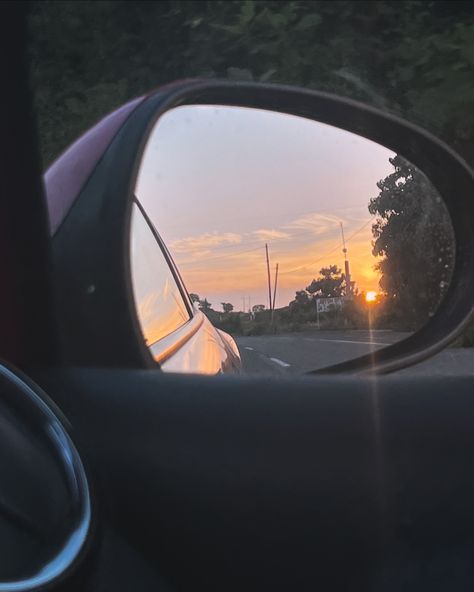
[340,222,352,297]
[265,243,273,313]
[272,263,279,319]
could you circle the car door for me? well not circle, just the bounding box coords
[3,5,474,592]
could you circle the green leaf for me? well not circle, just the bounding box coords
[240,1,255,25]
[210,23,242,36]
[264,9,288,29]
[398,66,414,82]
[294,13,322,31]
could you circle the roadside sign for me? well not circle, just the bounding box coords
[315,297,345,313]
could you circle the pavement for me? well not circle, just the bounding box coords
[235,329,474,376]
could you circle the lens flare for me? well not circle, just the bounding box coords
[365,290,378,303]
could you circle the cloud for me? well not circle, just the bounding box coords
[285,212,341,236]
[252,229,291,241]
[170,231,242,253]
[187,250,213,259]
[176,227,380,302]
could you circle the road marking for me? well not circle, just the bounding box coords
[244,347,254,351]
[316,338,390,346]
[270,357,291,368]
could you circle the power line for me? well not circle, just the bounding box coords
[279,242,343,275]
[176,217,375,272]
[168,212,371,261]
[279,218,374,275]
[171,224,338,260]
[177,244,264,265]
[345,217,374,243]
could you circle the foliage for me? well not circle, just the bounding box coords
[287,290,313,320]
[252,304,265,313]
[369,155,454,330]
[189,293,200,303]
[27,1,474,341]
[213,313,242,335]
[306,265,345,298]
[28,2,474,166]
[198,297,212,312]
[293,290,310,306]
[221,302,234,313]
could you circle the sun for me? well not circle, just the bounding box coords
[365,291,378,303]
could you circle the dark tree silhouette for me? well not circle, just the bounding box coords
[306,265,345,298]
[221,302,234,313]
[369,155,454,329]
[199,298,212,312]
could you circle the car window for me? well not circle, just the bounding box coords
[130,201,191,347]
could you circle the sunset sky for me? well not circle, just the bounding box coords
[135,105,395,312]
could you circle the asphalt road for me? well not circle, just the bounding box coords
[235,329,474,376]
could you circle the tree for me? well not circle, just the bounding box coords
[294,290,310,305]
[199,298,212,312]
[28,2,474,168]
[288,290,311,315]
[252,304,265,313]
[369,155,454,329]
[306,265,345,298]
[189,293,200,303]
[221,302,234,313]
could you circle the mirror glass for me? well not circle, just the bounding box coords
[132,105,454,375]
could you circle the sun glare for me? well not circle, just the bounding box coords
[365,291,378,303]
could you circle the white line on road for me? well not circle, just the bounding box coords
[315,338,390,346]
[244,347,254,350]
[270,357,291,368]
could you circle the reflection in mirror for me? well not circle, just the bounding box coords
[130,202,190,346]
[133,105,454,375]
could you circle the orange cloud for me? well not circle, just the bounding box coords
[173,223,381,305]
[252,229,291,241]
[285,212,342,235]
[171,231,242,253]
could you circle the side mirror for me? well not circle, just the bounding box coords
[45,80,474,375]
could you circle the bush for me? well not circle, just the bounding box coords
[212,313,242,335]
[242,323,267,336]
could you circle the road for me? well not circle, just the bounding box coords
[236,329,474,376]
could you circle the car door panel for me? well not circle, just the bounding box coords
[34,368,474,591]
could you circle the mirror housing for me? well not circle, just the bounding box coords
[46,80,474,374]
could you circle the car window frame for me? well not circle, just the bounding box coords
[131,196,196,351]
